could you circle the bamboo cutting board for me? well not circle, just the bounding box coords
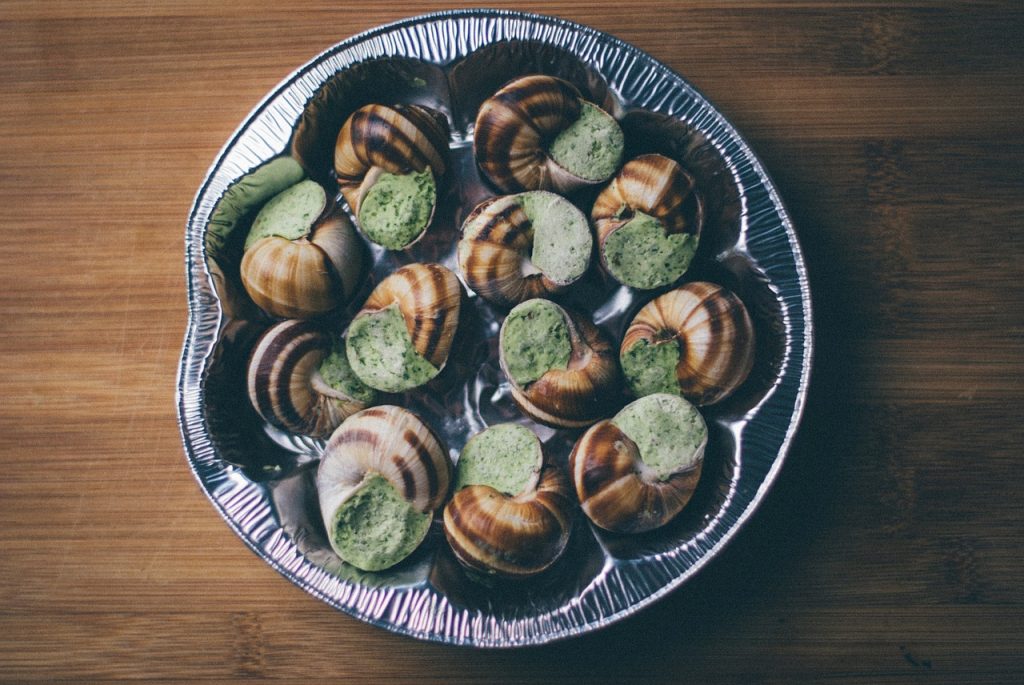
[1,2,1022,682]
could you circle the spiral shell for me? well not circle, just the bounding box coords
[346,263,462,392]
[569,394,707,533]
[240,181,363,319]
[444,460,574,579]
[620,281,755,405]
[498,299,620,428]
[474,75,621,194]
[457,192,592,307]
[334,103,449,215]
[362,262,461,368]
[317,405,452,571]
[246,320,376,438]
[591,154,704,289]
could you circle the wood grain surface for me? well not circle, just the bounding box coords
[2,1,1022,682]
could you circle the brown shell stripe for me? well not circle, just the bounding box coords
[676,284,751,403]
[571,421,635,503]
[399,426,442,509]
[337,105,447,182]
[392,263,458,368]
[249,321,326,432]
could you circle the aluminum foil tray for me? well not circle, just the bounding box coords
[178,9,813,647]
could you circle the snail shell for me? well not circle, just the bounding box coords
[620,281,755,405]
[498,298,620,428]
[334,104,449,249]
[474,75,623,194]
[570,393,707,533]
[444,461,574,579]
[317,405,452,571]
[345,263,462,393]
[591,154,705,290]
[240,180,363,319]
[246,319,377,438]
[457,191,593,308]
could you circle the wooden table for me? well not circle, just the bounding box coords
[2,1,1021,682]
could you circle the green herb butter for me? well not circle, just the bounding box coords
[207,157,305,254]
[358,168,436,249]
[620,336,683,399]
[244,179,326,250]
[329,473,431,572]
[516,191,592,285]
[454,424,541,496]
[318,339,378,404]
[602,211,697,289]
[500,299,572,386]
[346,303,439,393]
[548,101,624,182]
[611,393,707,480]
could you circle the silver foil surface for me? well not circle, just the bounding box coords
[178,9,813,646]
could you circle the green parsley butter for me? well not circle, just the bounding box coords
[244,178,326,250]
[454,424,542,496]
[346,303,439,393]
[358,168,436,249]
[318,339,378,404]
[611,393,707,480]
[500,299,571,386]
[548,101,624,182]
[620,336,683,399]
[328,473,431,572]
[602,211,697,290]
[516,191,592,285]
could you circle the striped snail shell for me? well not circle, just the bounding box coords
[498,298,620,428]
[570,393,707,533]
[317,405,452,571]
[246,319,377,439]
[444,468,574,579]
[345,263,462,393]
[620,281,755,406]
[334,104,450,249]
[591,154,705,290]
[240,179,363,319]
[443,424,574,578]
[473,75,623,194]
[457,191,593,308]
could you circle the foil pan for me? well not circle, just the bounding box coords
[178,9,813,647]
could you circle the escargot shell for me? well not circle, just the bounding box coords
[570,393,707,534]
[620,281,755,405]
[444,460,574,579]
[240,180,363,319]
[345,263,462,392]
[473,74,622,194]
[498,299,620,428]
[591,153,705,290]
[317,405,452,571]
[334,103,449,248]
[457,191,593,308]
[246,319,377,438]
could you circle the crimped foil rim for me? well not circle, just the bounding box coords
[178,9,813,647]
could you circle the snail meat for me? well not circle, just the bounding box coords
[317,405,452,571]
[444,424,574,578]
[346,263,462,393]
[458,190,593,307]
[246,319,378,439]
[620,281,755,405]
[570,393,707,533]
[474,75,623,194]
[240,179,363,319]
[592,154,704,290]
[498,298,620,428]
[334,103,450,250]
